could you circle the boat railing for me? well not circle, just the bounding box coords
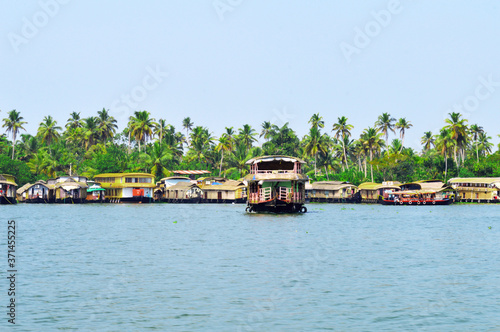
[251,170,298,175]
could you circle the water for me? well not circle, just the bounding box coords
[1,203,499,331]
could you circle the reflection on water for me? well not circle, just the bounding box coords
[2,203,499,331]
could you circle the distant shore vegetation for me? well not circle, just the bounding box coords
[1,109,499,186]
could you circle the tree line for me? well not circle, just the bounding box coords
[1,108,499,186]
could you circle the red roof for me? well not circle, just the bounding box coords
[173,170,211,175]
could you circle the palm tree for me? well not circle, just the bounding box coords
[2,109,27,159]
[308,113,325,130]
[435,128,452,180]
[332,116,353,170]
[420,131,435,152]
[303,127,329,176]
[469,124,484,163]
[182,117,193,144]
[190,126,214,164]
[395,118,412,150]
[238,124,257,153]
[82,117,100,150]
[96,108,118,142]
[147,142,172,180]
[155,119,167,142]
[375,113,396,145]
[260,121,273,142]
[445,112,468,167]
[361,127,385,182]
[216,134,233,175]
[130,111,156,152]
[66,112,82,130]
[477,132,493,157]
[37,115,62,153]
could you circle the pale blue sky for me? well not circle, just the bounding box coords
[1,0,499,150]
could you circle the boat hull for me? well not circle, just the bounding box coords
[0,196,17,205]
[25,197,55,204]
[55,198,86,204]
[381,199,453,206]
[247,199,307,213]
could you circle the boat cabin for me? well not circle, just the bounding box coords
[448,177,500,202]
[305,181,358,203]
[94,173,156,203]
[0,174,17,204]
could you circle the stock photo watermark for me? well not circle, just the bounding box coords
[110,65,168,121]
[7,0,71,53]
[213,0,244,21]
[340,0,403,63]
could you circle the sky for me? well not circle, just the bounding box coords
[1,0,499,150]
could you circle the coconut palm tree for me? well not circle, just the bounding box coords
[375,113,396,145]
[260,121,273,142]
[445,112,468,167]
[96,108,118,142]
[155,119,167,142]
[147,142,172,180]
[65,112,83,130]
[182,117,193,144]
[82,117,100,150]
[332,116,353,170]
[37,115,62,154]
[420,131,435,152]
[216,134,233,175]
[477,132,493,157]
[361,127,385,182]
[2,109,27,159]
[308,113,325,130]
[130,111,156,152]
[238,124,258,153]
[469,124,484,163]
[435,128,452,180]
[395,118,412,150]
[190,126,214,164]
[303,127,330,176]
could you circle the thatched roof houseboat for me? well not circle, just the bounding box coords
[198,177,246,203]
[164,181,202,203]
[54,176,88,203]
[305,181,358,203]
[16,182,32,202]
[0,174,17,205]
[357,181,401,203]
[26,180,56,203]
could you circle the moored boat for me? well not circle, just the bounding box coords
[0,174,18,205]
[382,190,454,205]
[244,155,307,213]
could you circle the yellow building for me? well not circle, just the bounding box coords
[448,177,500,202]
[94,173,156,203]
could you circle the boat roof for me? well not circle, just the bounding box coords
[448,177,500,185]
[160,176,191,181]
[0,174,17,186]
[358,182,400,190]
[166,182,200,190]
[309,181,357,190]
[401,181,445,190]
[16,183,32,194]
[173,170,211,175]
[245,155,306,165]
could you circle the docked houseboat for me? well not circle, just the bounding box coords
[381,180,455,205]
[0,174,17,205]
[86,181,106,203]
[448,177,500,203]
[356,181,401,203]
[26,180,56,203]
[197,177,247,203]
[54,176,88,204]
[94,173,155,203]
[305,181,358,203]
[244,155,308,213]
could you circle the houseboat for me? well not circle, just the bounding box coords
[381,180,455,205]
[244,155,308,213]
[356,181,401,203]
[54,176,88,204]
[16,182,32,203]
[197,177,247,203]
[86,181,106,203]
[26,180,56,203]
[0,174,17,205]
[94,173,155,203]
[305,181,358,203]
[164,181,202,203]
[448,177,500,203]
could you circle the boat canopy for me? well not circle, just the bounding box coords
[245,155,306,165]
